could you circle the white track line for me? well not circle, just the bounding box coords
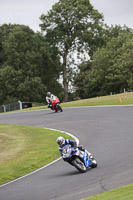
[1,105,132,187]
[0,128,79,188]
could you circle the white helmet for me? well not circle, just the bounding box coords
[56,136,65,146]
[47,92,51,97]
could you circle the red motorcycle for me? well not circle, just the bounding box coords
[50,97,63,112]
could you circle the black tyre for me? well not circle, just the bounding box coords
[90,159,98,168]
[72,158,87,173]
[56,103,63,112]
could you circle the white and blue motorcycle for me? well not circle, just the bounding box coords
[62,144,97,173]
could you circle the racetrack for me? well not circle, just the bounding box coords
[0,106,133,200]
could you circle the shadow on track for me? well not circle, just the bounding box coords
[46,111,63,115]
[56,166,97,177]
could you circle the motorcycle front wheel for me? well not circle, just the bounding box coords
[90,159,97,168]
[72,158,87,173]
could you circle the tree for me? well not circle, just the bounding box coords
[74,26,133,98]
[40,0,104,101]
[34,33,62,95]
[92,29,133,94]
[0,24,62,104]
[74,61,92,98]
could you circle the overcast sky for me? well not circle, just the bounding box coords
[0,0,133,32]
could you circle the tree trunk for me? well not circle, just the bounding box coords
[63,51,68,102]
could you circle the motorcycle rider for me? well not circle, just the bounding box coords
[56,136,93,160]
[46,92,56,108]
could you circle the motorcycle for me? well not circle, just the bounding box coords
[62,144,97,173]
[50,97,63,112]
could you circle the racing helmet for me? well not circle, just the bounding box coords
[56,136,65,146]
[47,92,51,97]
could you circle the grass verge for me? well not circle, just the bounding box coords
[62,92,133,108]
[0,92,133,114]
[17,92,133,111]
[82,184,133,200]
[0,124,73,185]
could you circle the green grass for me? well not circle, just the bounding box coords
[1,92,133,114]
[61,92,133,108]
[0,93,133,199]
[17,92,133,111]
[0,124,73,185]
[82,184,133,200]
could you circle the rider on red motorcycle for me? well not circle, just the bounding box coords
[46,92,56,108]
[46,92,63,112]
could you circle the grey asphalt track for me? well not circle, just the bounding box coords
[0,106,133,200]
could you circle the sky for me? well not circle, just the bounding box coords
[0,0,133,32]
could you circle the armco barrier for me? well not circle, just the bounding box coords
[0,101,32,113]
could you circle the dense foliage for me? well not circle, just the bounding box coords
[0,24,62,104]
[74,26,133,98]
[40,0,104,101]
[0,1,133,105]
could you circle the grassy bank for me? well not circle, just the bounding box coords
[0,92,133,114]
[0,124,73,185]
[63,92,133,107]
[19,92,133,112]
[82,184,133,200]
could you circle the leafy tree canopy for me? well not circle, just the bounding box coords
[40,0,104,101]
[74,26,133,98]
[0,24,62,105]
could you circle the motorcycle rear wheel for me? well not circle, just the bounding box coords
[56,103,63,112]
[73,158,87,173]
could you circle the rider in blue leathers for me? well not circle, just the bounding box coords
[56,136,93,160]
[56,137,77,156]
